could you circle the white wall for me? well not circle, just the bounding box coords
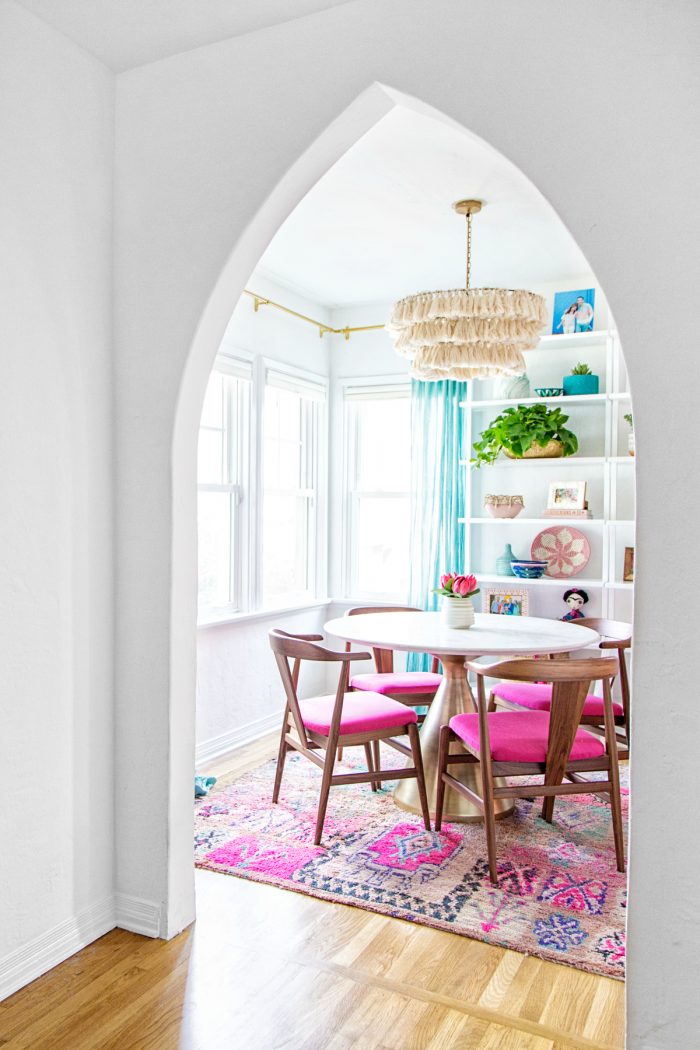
[0,2,115,995]
[195,274,332,764]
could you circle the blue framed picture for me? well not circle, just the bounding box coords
[552,288,595,335]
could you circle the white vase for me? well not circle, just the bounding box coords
[441,597,475,629]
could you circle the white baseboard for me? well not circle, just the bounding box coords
[0,895,115,1002]
[195,711,281,768]
[115,893,163,938]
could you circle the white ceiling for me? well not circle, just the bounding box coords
[258,107,592,307]
[17,0,353,71]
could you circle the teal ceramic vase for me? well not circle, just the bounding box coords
[495,543,517,576]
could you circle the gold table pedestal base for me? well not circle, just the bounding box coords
[393,654,515,824]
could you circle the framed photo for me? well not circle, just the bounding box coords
[547,480,587,511]
[623,546,635,582]
[483,587,529,617]
[552,288,595,335]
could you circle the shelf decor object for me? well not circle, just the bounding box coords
[534,387,563,397]
[387,200,547,381]
[433,572,479,629]
[624,412,635,456]
[531,525,591,578]
[563,362,600,396]
[484,494,524,519]
[483,586,529,616]
[472,403,578,467]
[495,543,518,576]
[511,560,549,579]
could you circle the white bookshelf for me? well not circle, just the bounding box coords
[462,328,635,622]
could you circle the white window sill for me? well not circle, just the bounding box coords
[197,598,333,629]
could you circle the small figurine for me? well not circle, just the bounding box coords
[562,587,589,621]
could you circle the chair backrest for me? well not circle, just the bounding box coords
[469,655,619,685]
[269,628,371,744]
[575,618,632,649]
[574,618,632,732]
[345,606,439,674]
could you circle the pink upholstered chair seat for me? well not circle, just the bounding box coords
[299,692,418,736]
[350,671,442,695]
[449,710,606,763]
[491,681,624,718]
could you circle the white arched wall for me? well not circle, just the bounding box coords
[114,4,700,1045]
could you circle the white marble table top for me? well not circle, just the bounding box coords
[324,611,599,658]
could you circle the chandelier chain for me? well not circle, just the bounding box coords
[465,212,472,290]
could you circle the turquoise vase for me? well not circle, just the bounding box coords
[495,543,517,576]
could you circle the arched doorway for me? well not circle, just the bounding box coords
[172,81,635,947]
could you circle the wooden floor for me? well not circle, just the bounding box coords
[0,736,625,1050]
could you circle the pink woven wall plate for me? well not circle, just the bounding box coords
[531,526,591,578]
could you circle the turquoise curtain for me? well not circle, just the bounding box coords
[406,379,469,671]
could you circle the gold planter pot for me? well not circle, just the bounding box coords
[504,439,564,460]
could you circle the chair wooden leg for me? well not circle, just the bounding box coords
[337,747,343,762]
[272,712,290,804]
[487,691,497,713]
[407,722,430,831]
[372,740,381,786]
[364,742,378,792]
[541,794,555,823]
[481,761,499,885]
[607,744,626,873]
[314,738,337,846]
[434,724,451,832]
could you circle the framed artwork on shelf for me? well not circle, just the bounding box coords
[547,480,587,511]
[552,288,595,335]
[623,546,635,582]
[483,587,529,617]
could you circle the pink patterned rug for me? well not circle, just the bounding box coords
[194,747,627,979]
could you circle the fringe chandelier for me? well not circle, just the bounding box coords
[387,200,547,381]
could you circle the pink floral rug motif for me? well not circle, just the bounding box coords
[195,748,627,979]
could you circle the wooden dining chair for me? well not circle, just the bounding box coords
[487,618,632,756]
[269,628,430,845]
[342,605,443,766]
[345,606,442,716]
[435,656,625,886]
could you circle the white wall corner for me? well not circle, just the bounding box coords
[0,896,116,1003]
[195,711,281,769]
[114,893,164,939]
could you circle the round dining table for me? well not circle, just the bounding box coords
[324,611,599,823]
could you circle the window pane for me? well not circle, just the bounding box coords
[355,495,410,597]
[198,428,224,484]
[198,491,232,607]
[356,399,411,491]
[263,492,310,604]
[264,436,301,489]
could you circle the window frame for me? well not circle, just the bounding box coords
[341,377,412,602]
[197,352,327,625]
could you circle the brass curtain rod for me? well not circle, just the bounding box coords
[243,289,385,340]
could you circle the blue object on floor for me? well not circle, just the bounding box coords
[195,775,217,798]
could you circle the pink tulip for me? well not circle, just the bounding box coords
[452,574,477,597]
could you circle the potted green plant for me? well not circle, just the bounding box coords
[471,403,578,467]
[624,412,634,456]
[563,362,599,396]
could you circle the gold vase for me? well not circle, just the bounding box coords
[504,439,564,459]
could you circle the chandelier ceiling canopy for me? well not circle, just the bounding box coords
[387,200,547,381]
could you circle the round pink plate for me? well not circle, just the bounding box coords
[531,525,591,578]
